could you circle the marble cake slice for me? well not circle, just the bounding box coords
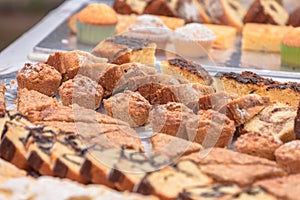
[136,160,213,199]
[227,186,277,200]
[26,127,59,176]
[51,134,89,184]
[92,35,156,67]
[219,94,270,126]
[0,121,32,170]
[179,184,241,200]
[108,149,171,192]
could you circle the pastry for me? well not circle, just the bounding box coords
[59,74,104,109]
[288,7,300,27]
[149,102,196,139]
[92,35,156,66]
[196,92,236,112]
[242,23,292,52]
[206,0,246,31]
[241,103,297,143]
[98,61,156,98]
[104,90,152,127]
[275,140,300,174]
[186,109,235,148]
[161,58,213,85]
[219,94,270,126]
[150,83,215,106]
[46,50,108,81]
[16,63,62,97]
[173,23,216,58]
[113,0,148,15]
[0,85,5,115]
[76,3,118,44]
[17,88,58,115]
[179,184,241,200]
[204,24,237,49]
[255,174,300,200]
[280,27,300,67]
[67,13,78,34]
[243,0,289,25]
[234,131,283,160]
[136,160,213,199]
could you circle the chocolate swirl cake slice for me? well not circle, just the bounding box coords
[243,0,289,25]
[227,186,277,200]
[136,160,213,199]
[92,35,156,66]
[242,103,297,143]
[113,0,148,15]
[161,58,213,85]
[143,0,179,17]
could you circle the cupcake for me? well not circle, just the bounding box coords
[76,3,118,45]
[173,23,216,58]
[281,27,300,67]
[126,14,172,51]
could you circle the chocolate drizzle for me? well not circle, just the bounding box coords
[168,58,212,85]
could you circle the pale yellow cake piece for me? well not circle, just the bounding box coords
[204,24,237,49]
[242,23,293,52]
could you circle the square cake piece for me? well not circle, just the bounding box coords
[242,23,292,52]
[92,35,156,66]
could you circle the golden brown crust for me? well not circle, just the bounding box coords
[234,131,283,160]
[77,3,118,25]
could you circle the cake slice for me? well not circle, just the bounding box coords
[92,35,156,66]
[150,83,215,106]
[17,88,58,115]
[136,160,213,199]
[242,23,292,52]
[161,58,213,85]
[243,0,289,25]
[242,103,297,142]
[51,134,89,184]
[113,0,148,15]
[219,94,270,126]
[0,121,31,170]
[150,133,202,157]
[108,149,171,191]
[143,0,179,17]
[104,90,152,127]
[255,174,300,200]
[46,50,108,81]
[0,84,6,115]
[0,158,26,183]
[179,184,241,200]
[206,0,246,31]
[99,62,157,97]
[199,163,285,187]
[234,131,283,160]
[204,24,237,49]
[227,186,277,200]
[186,109,235,148]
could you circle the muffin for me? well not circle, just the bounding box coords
[275,140,300,174]
[281,27,300,67]
[58,75,104,110]
[16,63,62,97]
[173,23,216,58]
[126,14,172,51]
[76,3,118,45]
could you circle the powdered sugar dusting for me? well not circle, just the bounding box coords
[21,63,44,76]
[175,23,216,41]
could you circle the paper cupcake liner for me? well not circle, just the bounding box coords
[76,21,116,45]
[280,44,300,67]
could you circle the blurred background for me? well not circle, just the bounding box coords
[0,0,64,51]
